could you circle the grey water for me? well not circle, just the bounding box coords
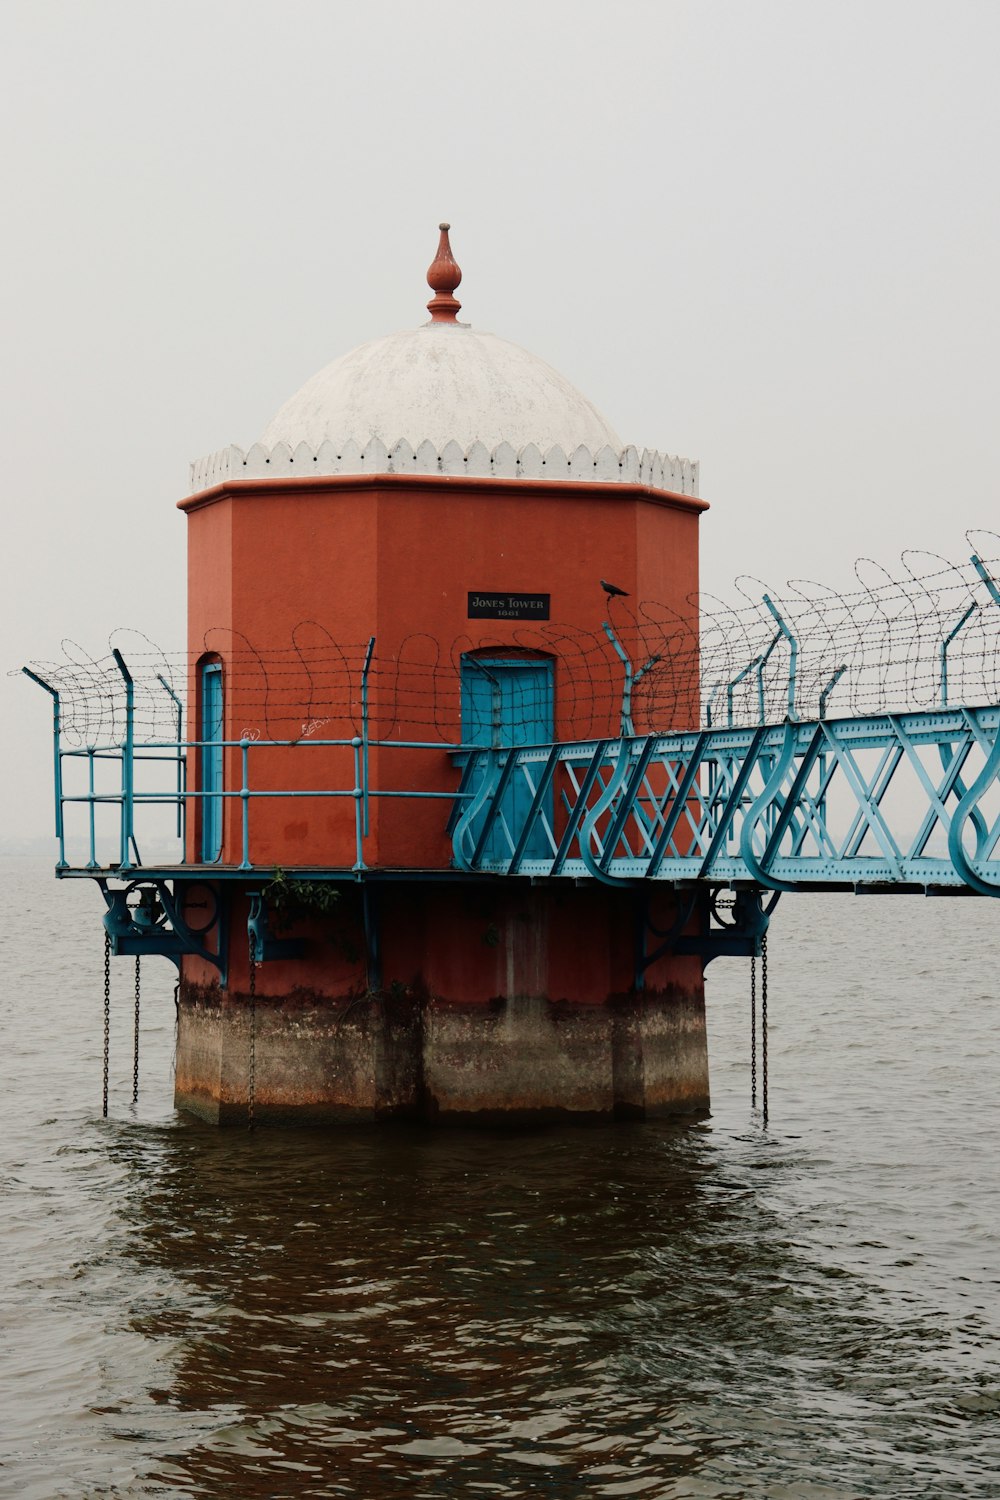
[1,858,998,1499]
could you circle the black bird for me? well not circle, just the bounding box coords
[600,579,629,598]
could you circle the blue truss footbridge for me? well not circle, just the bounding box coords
[19,543,1000,979]
[449,703,1000,897]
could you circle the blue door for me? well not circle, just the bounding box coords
[200,663,224,862]
[461,657,554,860]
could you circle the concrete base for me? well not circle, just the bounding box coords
[175,981,709,1126]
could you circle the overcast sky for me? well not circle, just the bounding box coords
[2,0,997,840]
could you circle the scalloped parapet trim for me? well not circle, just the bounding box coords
[188,438,700,497]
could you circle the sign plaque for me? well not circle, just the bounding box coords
[467,591,551,622]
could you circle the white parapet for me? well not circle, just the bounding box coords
[189,439,700,498]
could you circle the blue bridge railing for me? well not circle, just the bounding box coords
[22,666,1000,895]
[450,705,1000,895]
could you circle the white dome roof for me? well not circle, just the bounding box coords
[260,322,623,454]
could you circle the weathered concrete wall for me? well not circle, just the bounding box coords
[176,881,709,1126]
[419,987,708,1123]
[175,985,418,1125]
[175,982,708,1126]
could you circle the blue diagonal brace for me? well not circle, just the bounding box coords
[580,741,637,885]
[646,733,710,878]
[755,722,827,877]
[552,742,610,875]
[912,736,977,856]
[470,748,520,867]
[508,746,562,872]
[698,725,769,879]
[821,723,904,874]
[886,712,975,848]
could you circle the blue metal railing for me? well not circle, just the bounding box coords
[21,667,66,869]
[45,727,477,874]
[451,704,1000,895]
[22,687,1000,895]
[22,556,1000,896]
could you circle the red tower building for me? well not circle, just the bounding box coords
[175,227,709,1123]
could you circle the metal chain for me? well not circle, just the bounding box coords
[103,933,111,1119]
[248,932,256,1130]
[761,931,769,1127]
[750,952,757,1108]
[132,957,141,1105]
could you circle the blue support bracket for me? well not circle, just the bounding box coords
[99,877,228,982]
[247,892,305,963]
[635,887,778,989]
[579,740,636,886]
[452,747,502,871]
[946,716,1000,897]
[672,888,778,965]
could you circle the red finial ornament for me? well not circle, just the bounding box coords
[426,222,462,323]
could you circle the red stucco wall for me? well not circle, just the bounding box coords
[181,474,706,870]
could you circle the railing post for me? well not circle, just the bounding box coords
[603,622,633,735]
[87,747,97,869]
[156,673,185,844]
[705,683,723,807]
[726,656,760,728]
[603,622,659,738]
[939,603,977,707]
[21,667,66,869]
[755,633,780,724]
[971,553,1000,610]
[360,637,375,838]
[818,664,847,720]
[112,650,134,869]
[763,595,798,721]
[816,664,847,826]
[239,738,251,871]
[352,736,366,871]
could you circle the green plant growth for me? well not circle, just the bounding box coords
[263,868,340,932]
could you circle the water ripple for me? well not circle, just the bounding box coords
[1,864,998,1497]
